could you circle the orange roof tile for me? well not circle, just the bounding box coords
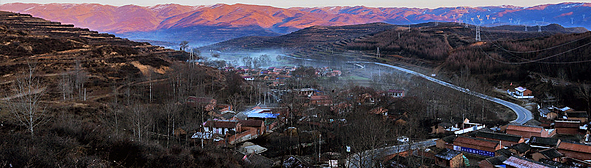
[506,125,542,133]
[557,141,591,153]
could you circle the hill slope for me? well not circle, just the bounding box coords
[0,11,187,101]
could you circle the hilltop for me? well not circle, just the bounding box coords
[1,2,590,45]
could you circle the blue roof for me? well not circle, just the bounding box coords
[247,113,279,119]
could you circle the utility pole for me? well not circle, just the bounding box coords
[376,47,380,58]
[318,134,321,162]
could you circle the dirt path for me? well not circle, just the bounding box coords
[0,87,47,101]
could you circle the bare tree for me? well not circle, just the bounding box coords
[179,41,189,51]
[128,104,152,142]
[227,93,243,111]
[60,71,74,101]
[74,60,89,100]
[576,84,591,116]
[161,101,179,148]
[6,62,48,138]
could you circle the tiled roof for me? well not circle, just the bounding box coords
[310,95,330,100]
[485,156,507,165]
[554,120,580,128]
[507,124,543,133]
[566,111,588,118]
[503,156,553,168]
[435,148,462,160]
[454,136,499,149]
[239,120,264,127]
[509,143,531,153]
[495,148,514,158]
[538,148,563,159]
[557,141,591,153]
[475,131,522,142]
[442,135,457,143]
[529,136,560,147]
[539,108,551,115]
[204,120,239,128]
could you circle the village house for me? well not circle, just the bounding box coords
[554,120,582,135]
[449,119,485,134]
[539,106,559,120]
[495,148,514,158]
[386,89,405,98]
[478,156,507,168]
[236,107,281,132]
[508,86,534,99]
[431,122,453,134]
[452,136,502,157]
[238,120,265,135]
[436,135,457,150]
[556,141,591,161]
[507,143,531,157]
[474,131,525,147]
[296,88,316,97]
[565,111,589,123]
[309,95,333,106]
[242,75,255,81]
[503,156,553,168]
[531,148,563,162]
[505,125,556,139]
[529,136,561,150]
[434,148,464,168]
[203,120,241,136]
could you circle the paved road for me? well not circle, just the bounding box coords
[346,139,437,168]
[368,62,533,124]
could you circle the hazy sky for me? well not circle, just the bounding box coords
[0,0,588,8]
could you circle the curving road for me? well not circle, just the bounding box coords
[280,53,533,124]
[369,62,533,124]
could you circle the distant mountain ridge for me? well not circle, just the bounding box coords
[2,2,589,44]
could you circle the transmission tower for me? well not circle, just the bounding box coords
[474,18,482,41]
[476,25,481,41]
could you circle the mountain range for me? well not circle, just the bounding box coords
[1,2,590,45]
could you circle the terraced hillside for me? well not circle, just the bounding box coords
[0,11,189,103]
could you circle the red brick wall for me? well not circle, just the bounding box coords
[556,127,582,135]
[478,160,494,168]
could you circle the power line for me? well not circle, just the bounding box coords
[482,29,591,54]
[478,26,591,64]
[476,37,591,65]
